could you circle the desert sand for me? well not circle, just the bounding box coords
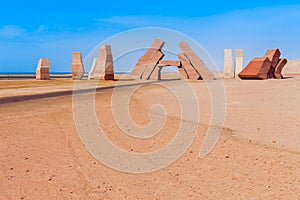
[283,59,300,76]
[0,73,300,199]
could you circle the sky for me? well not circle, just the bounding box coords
[1,0,300,73]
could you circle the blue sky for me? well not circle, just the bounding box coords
[1,0,300,72]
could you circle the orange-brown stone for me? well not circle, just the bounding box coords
[158,60,181,67]
[238,57,272,79]
[178,66,189,79]
[141,51,164,80]
[274,58,288,79]
[264,49,281,78]
[130,39,165,79]
[71,52,85,80]
[178,41,215,80]
[178,53,201,80]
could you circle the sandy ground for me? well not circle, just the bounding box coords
[283,60,300,75]
[0,75,300,199]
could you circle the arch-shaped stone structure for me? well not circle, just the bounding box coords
[129,39,215,81]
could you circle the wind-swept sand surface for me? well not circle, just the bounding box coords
[0,76,300,199]
[282,59,300,76]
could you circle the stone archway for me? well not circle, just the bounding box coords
[129,39,215,81]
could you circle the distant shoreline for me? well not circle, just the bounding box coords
[0,72,129,80]
[0,72,128,75]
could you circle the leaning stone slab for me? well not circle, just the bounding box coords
[36,58,50,80]
[179,41,215,80]
[264,49,281,79]
[130,39,165,79]
[141,50,164,80]
[72,52,85,80]
[274,58,288,79]
[178,66,189,79]
[224,49,233,78]
[178,53,201,80]
[148,65,161,80]
[238,57,272,79]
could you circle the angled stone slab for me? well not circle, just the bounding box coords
[178,53,201,80]
[88,45,114,80]
[178,66,189,79]
[130,39,165,79]
[234,49,243,79]
[72,52,85,80]
[141,50,164,80]
[238,57,272,80]
[274,58,288,79]
[224,49,233,78]
[158,60,181,67]
[151,38,165,50]
[264,49,281,79]
[179,41,215,80]
[88,58,100,80]
[36,58,50,80]
[149,65,161,80]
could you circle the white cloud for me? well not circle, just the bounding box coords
[35,25,47,33]
[0,25,26,38]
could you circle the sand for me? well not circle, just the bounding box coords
[0,75,300,199]
[283,60,300,76]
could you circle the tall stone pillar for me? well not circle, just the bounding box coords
[234,49,243,79]
[224,49,233,78]
[72,52,85,80]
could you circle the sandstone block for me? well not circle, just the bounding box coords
[179,41,215,80]
[178,66,189,79]
[178,53,201,80]
[158,60,181,67]
[88,45,114,80]
[72,52,85,80]
[224,49,233,78]
[234,49,243,79]
[141,51,164,80]
[274,58,288,79]
[264,49,281,78]
[238,57,272,79]
[130,39,165,79]
[36,58,50,80]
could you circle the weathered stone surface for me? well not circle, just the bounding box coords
[36,58,50,80]
[158,60,181,67]
[179,41,215,80]
[151,38,165,50]
[149,65,161,80]
[264,49,281,78]
[178,66,189,79]
[224,49,233,78]
[88,45,114,80]
[88,58,99,79]
[130,39,165,79]
[178,53,201,80]
[141,51,164,80]
[72,52,85,80]
[238,57,272,79]
[234,49,243,79]
[274,58,288,79]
